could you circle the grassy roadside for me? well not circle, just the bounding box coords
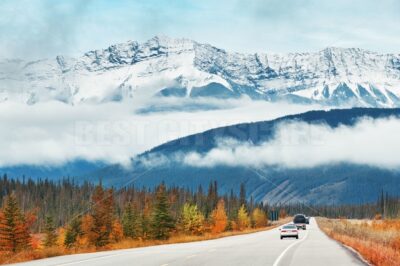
[317,217,400,266]
[108,219,288,250]
[0,219,289,265]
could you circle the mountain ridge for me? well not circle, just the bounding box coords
[1,36,399,107]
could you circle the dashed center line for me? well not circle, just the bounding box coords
[186,254,197,259]
[272,230,309,266]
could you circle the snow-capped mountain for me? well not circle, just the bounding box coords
[1,35,400,107]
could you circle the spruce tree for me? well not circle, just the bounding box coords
[239,183,246,207]
[122,203,141,238]
[0,194,31,252]
[64,218,82,248]
[151,184,175,240]
[44,216,57,247]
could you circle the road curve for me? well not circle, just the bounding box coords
[8,218,366,266]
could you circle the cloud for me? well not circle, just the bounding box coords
[2,94,398,171]
[182,117,400,169]
[0,98,320,167]
[0,0,93,59]
[1,0,399,60]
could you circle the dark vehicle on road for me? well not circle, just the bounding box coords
[293,214,307,230]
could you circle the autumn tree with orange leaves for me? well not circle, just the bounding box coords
[211,199,228,234]
[79,214,96,247]
[110,220,124,242]
[90,184,115,247]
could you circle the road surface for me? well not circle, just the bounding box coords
[8,218,366,266]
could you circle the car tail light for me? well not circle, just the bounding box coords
[291,230,297,232]
[281,230,287,233]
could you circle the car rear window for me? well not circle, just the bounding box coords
[294,215,306,223]
[283,225,296,229]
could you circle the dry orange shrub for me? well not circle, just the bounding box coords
[318,218,400,266]
[332,233,399,266]
[371,220,400,231]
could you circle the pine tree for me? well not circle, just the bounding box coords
[239,183,246,207]
[205,181,218,218]
[122,203,141,238]
[64,218,82,248]
[151,184,175,240]
[44,216,57,247]
[0,194,31,252]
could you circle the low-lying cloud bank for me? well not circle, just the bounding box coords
[182,117,400,169]
[0,98,321,167]
[5,95,399,170]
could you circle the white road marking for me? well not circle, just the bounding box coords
[186,255,197,258]
[272,230,309,266]
[57,253,123,265]
[160,264,169,266]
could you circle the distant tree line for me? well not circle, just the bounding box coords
[282,190,400,219]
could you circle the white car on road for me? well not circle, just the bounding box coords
[280,224,299,239]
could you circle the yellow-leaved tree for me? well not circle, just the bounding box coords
[251,208,268,228]
[237,205,250,231]
[180,203,205,235]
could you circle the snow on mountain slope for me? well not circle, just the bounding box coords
[1,36,400,107]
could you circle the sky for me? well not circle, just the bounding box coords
[1,0,399,59]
